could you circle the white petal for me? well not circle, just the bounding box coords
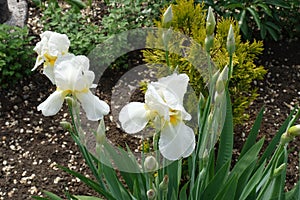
[145,84,169,120]
[32,55,44,71]
[54,53,75,65]
[76,91,110,121]
[75,55,90,71]
[159,121,195,160]
[48,32,70,56]
[160,87,180,109]
[43,65,55,84]
[40,31,53,39]
[119,102,148,134]
[155,73,189,104]
[37,90,65,116]
[163,5,173,23]
[54,55,94,91]
[54,59,79,90]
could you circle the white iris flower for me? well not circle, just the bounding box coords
[37,54,110,121]
[32,31,71,84]
[119,73,195,160]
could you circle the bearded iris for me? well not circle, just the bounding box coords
[37,54,110,121]
[32,31,71,84]
[119,73,195,160]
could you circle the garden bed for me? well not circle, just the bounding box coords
[0,1,300,199]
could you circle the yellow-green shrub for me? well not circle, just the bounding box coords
[143,0,267,124]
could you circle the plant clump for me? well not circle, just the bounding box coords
[0,25,34,88]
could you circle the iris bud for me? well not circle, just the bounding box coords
[163,5,173,24]
[226,24,236,56]
[60,121,72,131]
[144,156,158,172]
[96,119,106,144]
[205,35,214,52]
[206,7,216,36]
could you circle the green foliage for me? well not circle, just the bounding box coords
[41,3,104,55]
[200,0,300,41]
[99,0,172,69]
[0,24,34,88]
[39,0,171,69]
[32,0,87,12]
[34,90,300,200]
[102,0,161,34]
[143,0,267,124]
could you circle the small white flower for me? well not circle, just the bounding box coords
[119,73,195,160]
[38,54,110,121]
[32,31,70,84]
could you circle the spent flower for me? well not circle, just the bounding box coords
[37,54,110,121]
[32,31,70,83]
[119,73,195,160]
[147,189,156,200]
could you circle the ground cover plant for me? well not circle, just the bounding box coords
[29,4,300,200]
[0,24,34,88]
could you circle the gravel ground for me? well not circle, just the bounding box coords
[1,1,300,199]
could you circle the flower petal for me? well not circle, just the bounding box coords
[47,32,70,56]
[54,54,94,91]
[159,121,195,160]
[154,73,189,104]
[119,102,149,134]
[37,90,65,116]
[43,65,55,84]
[76,91,110,121]
[32,56,44,71]
[145,84,169,120]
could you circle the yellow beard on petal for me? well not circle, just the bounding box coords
[169,109,180,126]
[44,53,57,67]
[57,87,89,98]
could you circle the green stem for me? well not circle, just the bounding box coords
[165,46,170,68]
[207,53,212,86]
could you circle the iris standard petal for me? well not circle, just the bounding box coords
[159,121,195,160]
[119,102,149,134]
[47,32,70,56]
[154,73,189,104]
[76,91,110,121]
[75,55,90,71]
[54,55,94,91]
[54,60,79,90]
[37,90,65,116]
[145,84,169,120]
